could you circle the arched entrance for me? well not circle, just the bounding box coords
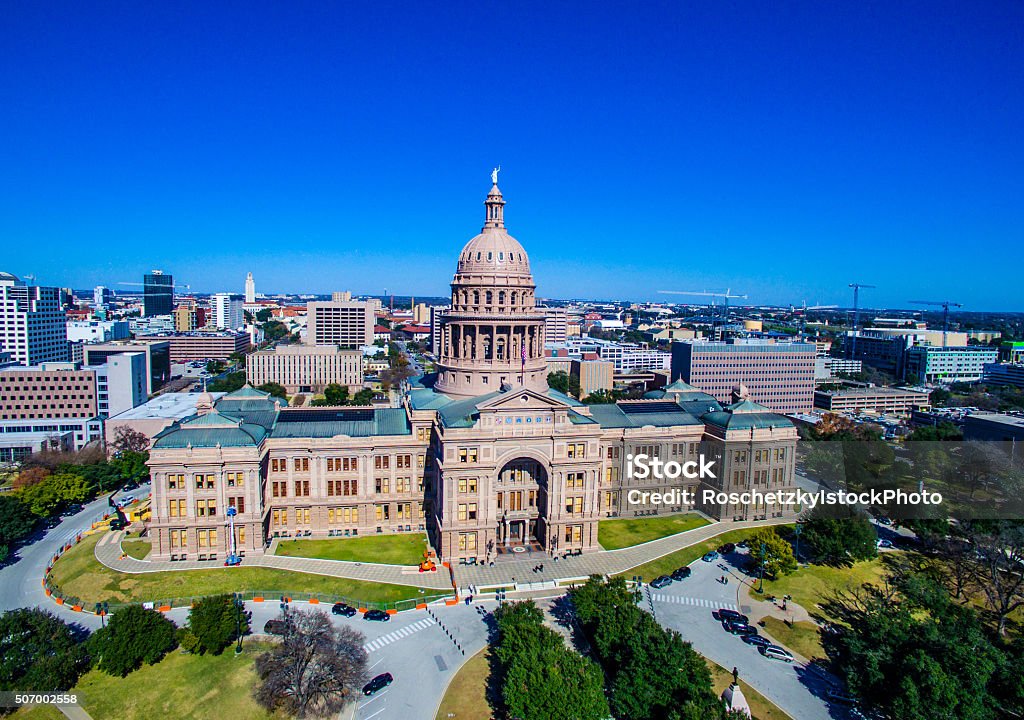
[494,457,549,553]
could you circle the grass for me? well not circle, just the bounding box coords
[754,554,892,620]
[274,533,429,566]
[50,533,431,607]
[434,648,495,720]
[122,538,151,560]
[598,513,710,550]
[707,659,793,720]
[759,616,825,661]
[619,527,760,581]
[12,706,64,720]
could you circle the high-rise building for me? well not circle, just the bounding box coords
[906,346,998,384]
[245,273,256,304]
[0,272,67,365]
[542,306,569,344]
[212,293,245,330]
[306,295,374,349]
[143,270,174,317]
[430,306,449,355]
[66,320,130,344]
[93,285,112,309]
[84,340,171,395]
[671,339,816,413]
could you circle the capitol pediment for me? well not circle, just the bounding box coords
[476,387,570,413]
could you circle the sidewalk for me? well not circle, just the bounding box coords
[93,531,453,590]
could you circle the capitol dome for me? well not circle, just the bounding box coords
[455,183,532,277]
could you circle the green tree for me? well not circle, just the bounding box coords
[802,511,878,566]
[351,388,375,405]
[187,594,249,655]
[89,605,178,677]
[208,371,247,393]
[111,450,151,486]
[0,495,36,559]
[257,382,288,400]
[0,608,91,691]
[748,527,797,577]
[547,371,569,394]
[583,389,618,404]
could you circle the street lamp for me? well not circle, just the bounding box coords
[234,593,244,654]
[757,541,767,594]
[794,524,802,566]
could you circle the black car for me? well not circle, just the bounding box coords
[363,609,390,622]
[670,566,692,581]
[742,634,772,648]
[650,575,673,589]
[331,602,357,617]
[717,542,736,554]
[716,609,749,624]
[723,620,758,636]
[362,672,393,696]
[263,619,288,636]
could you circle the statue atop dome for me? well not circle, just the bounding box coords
[491,166,500,185]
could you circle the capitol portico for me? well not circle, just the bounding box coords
[146,175,800,563]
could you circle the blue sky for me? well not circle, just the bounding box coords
[1,1,1022,310]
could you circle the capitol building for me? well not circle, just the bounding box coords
[147,177,799,562]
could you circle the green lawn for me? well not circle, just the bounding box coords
[598,513,710,550]
[275,533,429,566]
[12,706,64,720]
[760,616,825,661]
[619,527,764,581]
[707,659,793,720]
[122,538,151,560]
[435,648,495,720]
[49,533,431,608]
[755,554,892,620]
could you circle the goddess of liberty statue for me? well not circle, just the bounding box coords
[491,166,500,184]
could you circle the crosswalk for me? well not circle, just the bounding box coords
[651,594,737,611]
[362,617,436,653]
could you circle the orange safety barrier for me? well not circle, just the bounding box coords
[386,609,398,615]
[308,598,319,604]
[253,596,264,602]
[158,605,171,612]
[54,598,64,606]
[71,605,82,612]
[415,603,427,610]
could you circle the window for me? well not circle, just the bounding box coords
[603,491,616,509]
[375,478,391,494]
[328,478,358,496]
[732,470,746,485]
[328,506,358,524]
[457,477,478,493]
[396,477,411,492]
[238,526,246,544]
[272,508,287,527]
[416,427,429,442]
[375,455,390,470]
[566,472,585,489]
[417,454,425,469]
[565,496,583,514]
[774,448,787,462]
[375,504,390,521]
[169,529,186,548]
[293,457,309,472]
[567,443,585,459]
[604,466,620,484]
[754,449,769,463]
[458,502,480,521]
[607,446,620,459]
[196,499,216,517]
[194,473,214,490]
[227,472,244,488]
[167,474,185,490]
[733,450,748,463]
[271,458,285,473]
[272,480,288,498]
[458,532,478,551]
[396,454,411,469]
[168,499,186,517]
[294,480,310,497]
[228,496,245,513]
[295,508,311,525]
[197,529,218,548]
[564,524,583,544]
[396,502,412,520]
[458,447,478,463]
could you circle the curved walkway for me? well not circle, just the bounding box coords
[92,531,454,590]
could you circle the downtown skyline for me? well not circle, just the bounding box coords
[2,1,1022,309]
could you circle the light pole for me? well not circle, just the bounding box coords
[794,525,802,566]
[757,541,767,594]
[234,593,244,654]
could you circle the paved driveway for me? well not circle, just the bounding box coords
[647,546,855,720]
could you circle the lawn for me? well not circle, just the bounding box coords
[598,513,710,550]
[121,538,151,560]
[755,554,892,620]
[12,706,64,720]
[434,648,495,720]
[707,659,793,720]
[49,533,431,607]
[275,533,429,566]
[619,527,763,581]
[759,616,824,661]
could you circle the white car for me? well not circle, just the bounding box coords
[120,495,136,506]
[759,644,794,662]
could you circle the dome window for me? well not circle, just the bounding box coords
[487,252,493,260]
[498,252,504,261]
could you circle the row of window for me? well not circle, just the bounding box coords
[269,455,421,472]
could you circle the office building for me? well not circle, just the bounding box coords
[429,306,449,355]
[845,330,920,379]
[306,295,374,349]
[66,319,130,344]
[0,431,74,466]
[0,355,146,421]
[0,417,103,452]
[542,306,569,344]
[983,363,1024,389]
[93,286,113,309]
[0,272,68,366]
[143,270,174,317]
[671,339,816,413]
[905,346,999,384]
[963,413,1024,443]
[98,352,149,417]
[572,359,614,397]
[245,273,256,304]
[814,357,863,381]
[212,293,245,330]
[1000,342,1024,364]
[137,332,250,364]
[84,340,171,395]
[813,386,931,417]
[247,344,363,393]
[146,176,799,562]
[130,315,176,335]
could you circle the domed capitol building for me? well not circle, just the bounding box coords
[147,177,799,562]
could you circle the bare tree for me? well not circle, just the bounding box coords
[111,426,150,454]
[254,608,368,718]
[967,522,1024,635]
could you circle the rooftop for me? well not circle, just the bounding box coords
[108,392,225,420]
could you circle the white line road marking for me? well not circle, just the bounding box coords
[361,707,387,720]
[651,594,737,611]
[362,617,435,653]
[359,689,390,709]
[367,657,385,671]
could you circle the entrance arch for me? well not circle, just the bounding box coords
[495,457,549,550]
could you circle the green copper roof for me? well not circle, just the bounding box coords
[270,407,410,438]
[701,398,793,431]
[586,401,703,429]
[152,410,268,448]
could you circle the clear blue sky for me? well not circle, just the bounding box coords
[2,1,1021,310]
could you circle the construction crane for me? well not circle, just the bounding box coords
[847,283,876,359]
[793,302,839,335]
[908,300,963,347]
[658,289,748,340]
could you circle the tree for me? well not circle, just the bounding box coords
[964,521,1024,635]
[257,382,288,400]
[110,425,150,454]
[0,608,91,691]
[323,384,349,405]
[0,495,36,560]
[12,465,50,490]
[110,450,150,486]
[255,608,367,718]
[583,389,617,404]
[208,371,247,393]
[187,594,249,655]
[748,527,797,577]
[89,605,178,677]
[801,511,878,566]
[351,388,375,405]
[547,371,569,394]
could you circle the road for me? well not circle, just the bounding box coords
[647,546,857,719]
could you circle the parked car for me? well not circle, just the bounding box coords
[742,634,772,648]
[120,495,135,506]
[363,609,390,622]
[759,644,794,662]
[650,575,673,589]
[263,619,288,636]
[716,609,749,623]
[825,688,858,706]
[670,566,692,581]
[362,672,393,696]
[331,602,357,617]
[723,620,758,636]
[717,542,736,554]
[876,538,893,549]
[701,551,719,562]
